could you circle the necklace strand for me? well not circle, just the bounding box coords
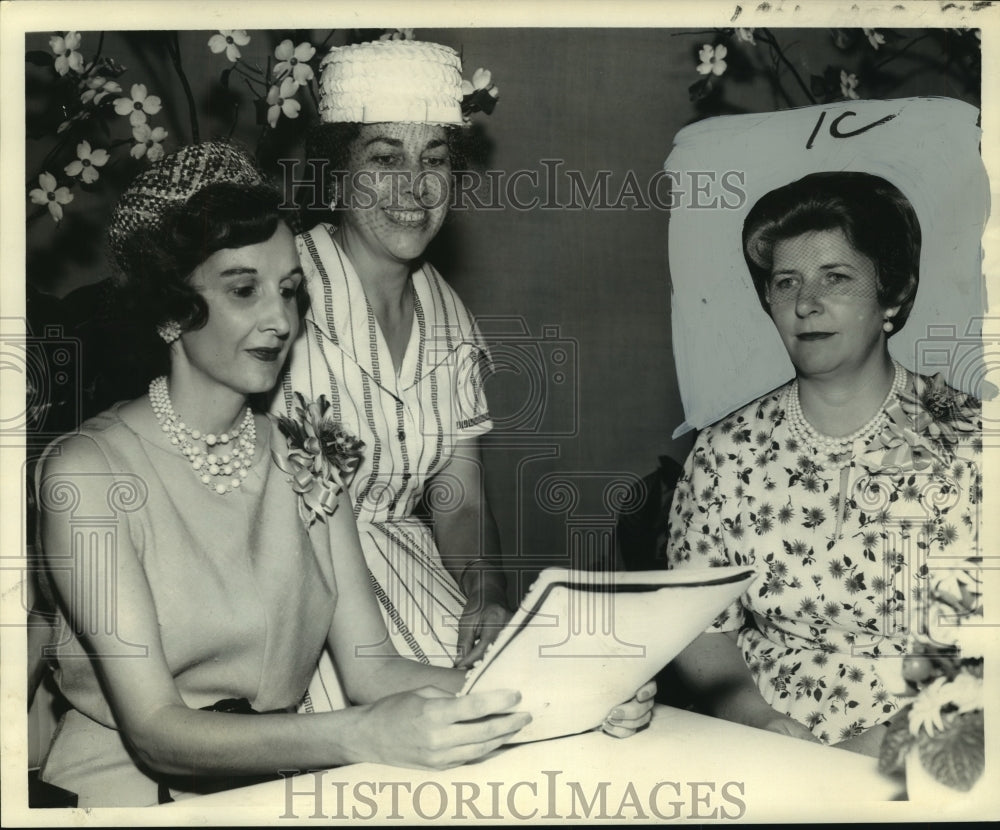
[785,362,905,464]
[149,376,255,495]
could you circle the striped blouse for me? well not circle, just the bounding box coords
[277,224,493,669]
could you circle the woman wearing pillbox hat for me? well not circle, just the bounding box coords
[276,36,511,698]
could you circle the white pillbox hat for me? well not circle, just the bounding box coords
[318,40,465,125]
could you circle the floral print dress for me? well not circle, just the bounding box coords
[666,368,981,744]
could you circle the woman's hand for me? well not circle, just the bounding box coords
[455,599,512,669]
[601,679,657,738]
[354,686,530,769]
[761,714,822,743]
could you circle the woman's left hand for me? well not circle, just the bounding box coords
[601,680,657,738]
[455,600,512,669]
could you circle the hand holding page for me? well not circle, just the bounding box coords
[460,566,758,743]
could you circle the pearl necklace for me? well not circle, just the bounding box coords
[148,376,255,495]
[785,362,906,462]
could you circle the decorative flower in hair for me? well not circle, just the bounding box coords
[272,393,365,527]
[29,172,73,222]
[266,77,302,128]
[64,140,109,184]
[696,44,728,76]
[273,40,316,85]
[461,67,499,119]
[130,123,169,161]
[49,32,84,76]
[113,83,162,127]
[208,30,251,63]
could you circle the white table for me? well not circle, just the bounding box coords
[150,705,937,824]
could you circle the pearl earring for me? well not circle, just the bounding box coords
[157,321,182,344]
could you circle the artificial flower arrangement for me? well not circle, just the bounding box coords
[877,565,985,794]
[272,393,365,527]
[26,28,498,225]
[684,26,980,112]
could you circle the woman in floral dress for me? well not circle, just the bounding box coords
[666,172,982,755]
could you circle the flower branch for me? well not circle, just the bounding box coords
[166,32,200,143]
[683,27,978,115]
[755,28,817,105]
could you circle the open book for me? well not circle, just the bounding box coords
[459,565,758,743]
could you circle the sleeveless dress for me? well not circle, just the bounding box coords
[666,369,982,744]
[278,225,493,705]
[35,404,337,807]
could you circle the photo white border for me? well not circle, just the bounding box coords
[2,0,997,824]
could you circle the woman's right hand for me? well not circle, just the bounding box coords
[353,686,530,770]
[761,714,822,743]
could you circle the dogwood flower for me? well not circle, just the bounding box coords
[380,29,414,41]
[131,123,169,161]
[49,32,84,76]
[864,28,886,50]
[840,70,859,100]
[736,28,756,45]
[114,83,162,127]
[697,44,728,76]
[29,172,74,222]
[273,40,315,85]
[64,140,109,184]
[266,77,301,128]
[208,30,250,63]
[80,76,122,105]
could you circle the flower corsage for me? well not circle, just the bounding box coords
[272,393,365,527]
[858,372,980,476]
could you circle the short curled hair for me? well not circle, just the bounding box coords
[299,121,475,230]
[113,181,308,346]
[742,172,921,334]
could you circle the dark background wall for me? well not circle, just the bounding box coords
[24,27,981,599]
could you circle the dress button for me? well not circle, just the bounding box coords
[397,429,406,441]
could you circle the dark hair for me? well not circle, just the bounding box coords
[115,181,308,339]
[109,182,308,382]
[299,121,474,230]
[742,172,921,333]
